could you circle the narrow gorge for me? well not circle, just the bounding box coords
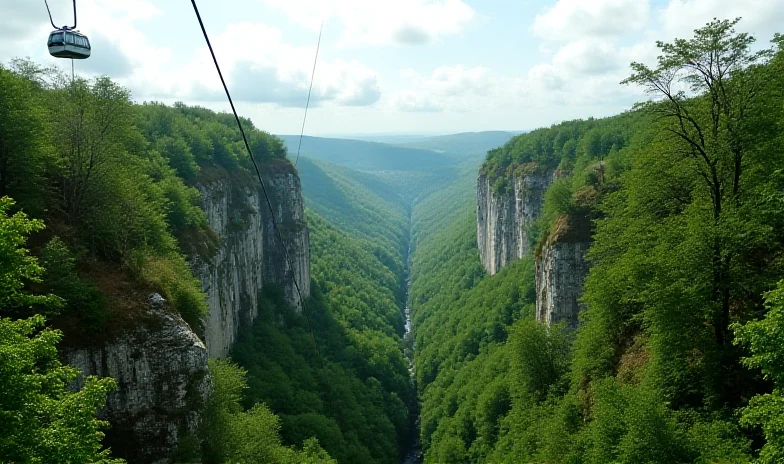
[5,18,784,462]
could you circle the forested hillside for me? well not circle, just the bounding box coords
[278,135,452,171]
[280,136,461,200]
[228,155,416,464]
[0,60,336,462]
[5,10,784,464]
[408,20,784,463]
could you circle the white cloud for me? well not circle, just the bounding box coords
[660,0,784,42]
[526,38,650,108]
[527,64,565,92]
[553,39,621,75]
[533,0,650,41]
[391,65,527,112]
[157,22,382,107]
[0,0,381,109]
[392,90,445,112]
[259,0,475,47]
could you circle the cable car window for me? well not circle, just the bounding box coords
[65,33,74,44]
[49,32,63,45]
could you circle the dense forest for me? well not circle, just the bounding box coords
[0,56,425,462]
[408,19,784,463]
[4,12,784,464]
[0,60,340,462]
[229,159,416,464]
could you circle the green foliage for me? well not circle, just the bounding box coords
[279,135,454,172]
[481,112,643,179]
[406,18,784,464]
[491,176,509,195]
[202,359,336,464]
[408,169,544,462]
[734,280,784,462]
[0,208,119,461]
[231,228,410,463]
[0,67,54,215]
[0,315,121,463]
[399,131,516,157]
[0,62,276,327]
[41,237,106,331]
[0,196,61,316]
[508,320,571,402]
[298,157,409,277]
[230,157,415,464]
[127,249,207,329]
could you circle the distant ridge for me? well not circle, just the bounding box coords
[399,131,520,156]
[277,134,453,172]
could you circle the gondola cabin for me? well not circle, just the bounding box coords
[48,30,90,59]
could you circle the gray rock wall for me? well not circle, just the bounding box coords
[61,163,311,462]
[476,169,554,275]
[535,239,590,328]
[63,308,210,464]
[476,166,592,327]
[194,168,311,358]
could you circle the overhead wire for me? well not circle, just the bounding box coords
[294,20,323,167]
[188,0,323,365]
[44,0,77,30]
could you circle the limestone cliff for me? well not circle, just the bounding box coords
[534,214,591,328]
[194,163,311,358]
[62,162,311,462]
[476,168,554,275]
[63,302,210,464]
[476,163,593,327]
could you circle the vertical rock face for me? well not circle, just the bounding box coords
[194,166,311,358]
[476,164,592,328]
[476,169,554,275]
[60,164,311,463]
[535,239,590,328]
[63,307,210,464]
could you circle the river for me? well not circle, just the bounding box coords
[401,226,423,464]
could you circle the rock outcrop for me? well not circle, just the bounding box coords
[63,304,210,464]
[476,164,593,327]
[476,168,554,275]
[194,164,311,358]
[61,162,312,463]
[534,214,591,328]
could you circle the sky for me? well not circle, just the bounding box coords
[2,0,784,135]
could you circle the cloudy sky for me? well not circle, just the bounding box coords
[2,0,784,135]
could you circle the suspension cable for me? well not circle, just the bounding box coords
[189,0,323,364]
[294,20,323,167]
[43,0,57,29]
[43,0,77,29]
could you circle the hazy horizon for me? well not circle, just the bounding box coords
[2,0,781,135]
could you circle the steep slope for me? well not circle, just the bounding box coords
[0,63,322,463]
[409,166,539,462]
[193,163,310,358]
[230,157,415,464]
[297,157,408,262]
[411,27,784,463]
[476,166,554,275]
